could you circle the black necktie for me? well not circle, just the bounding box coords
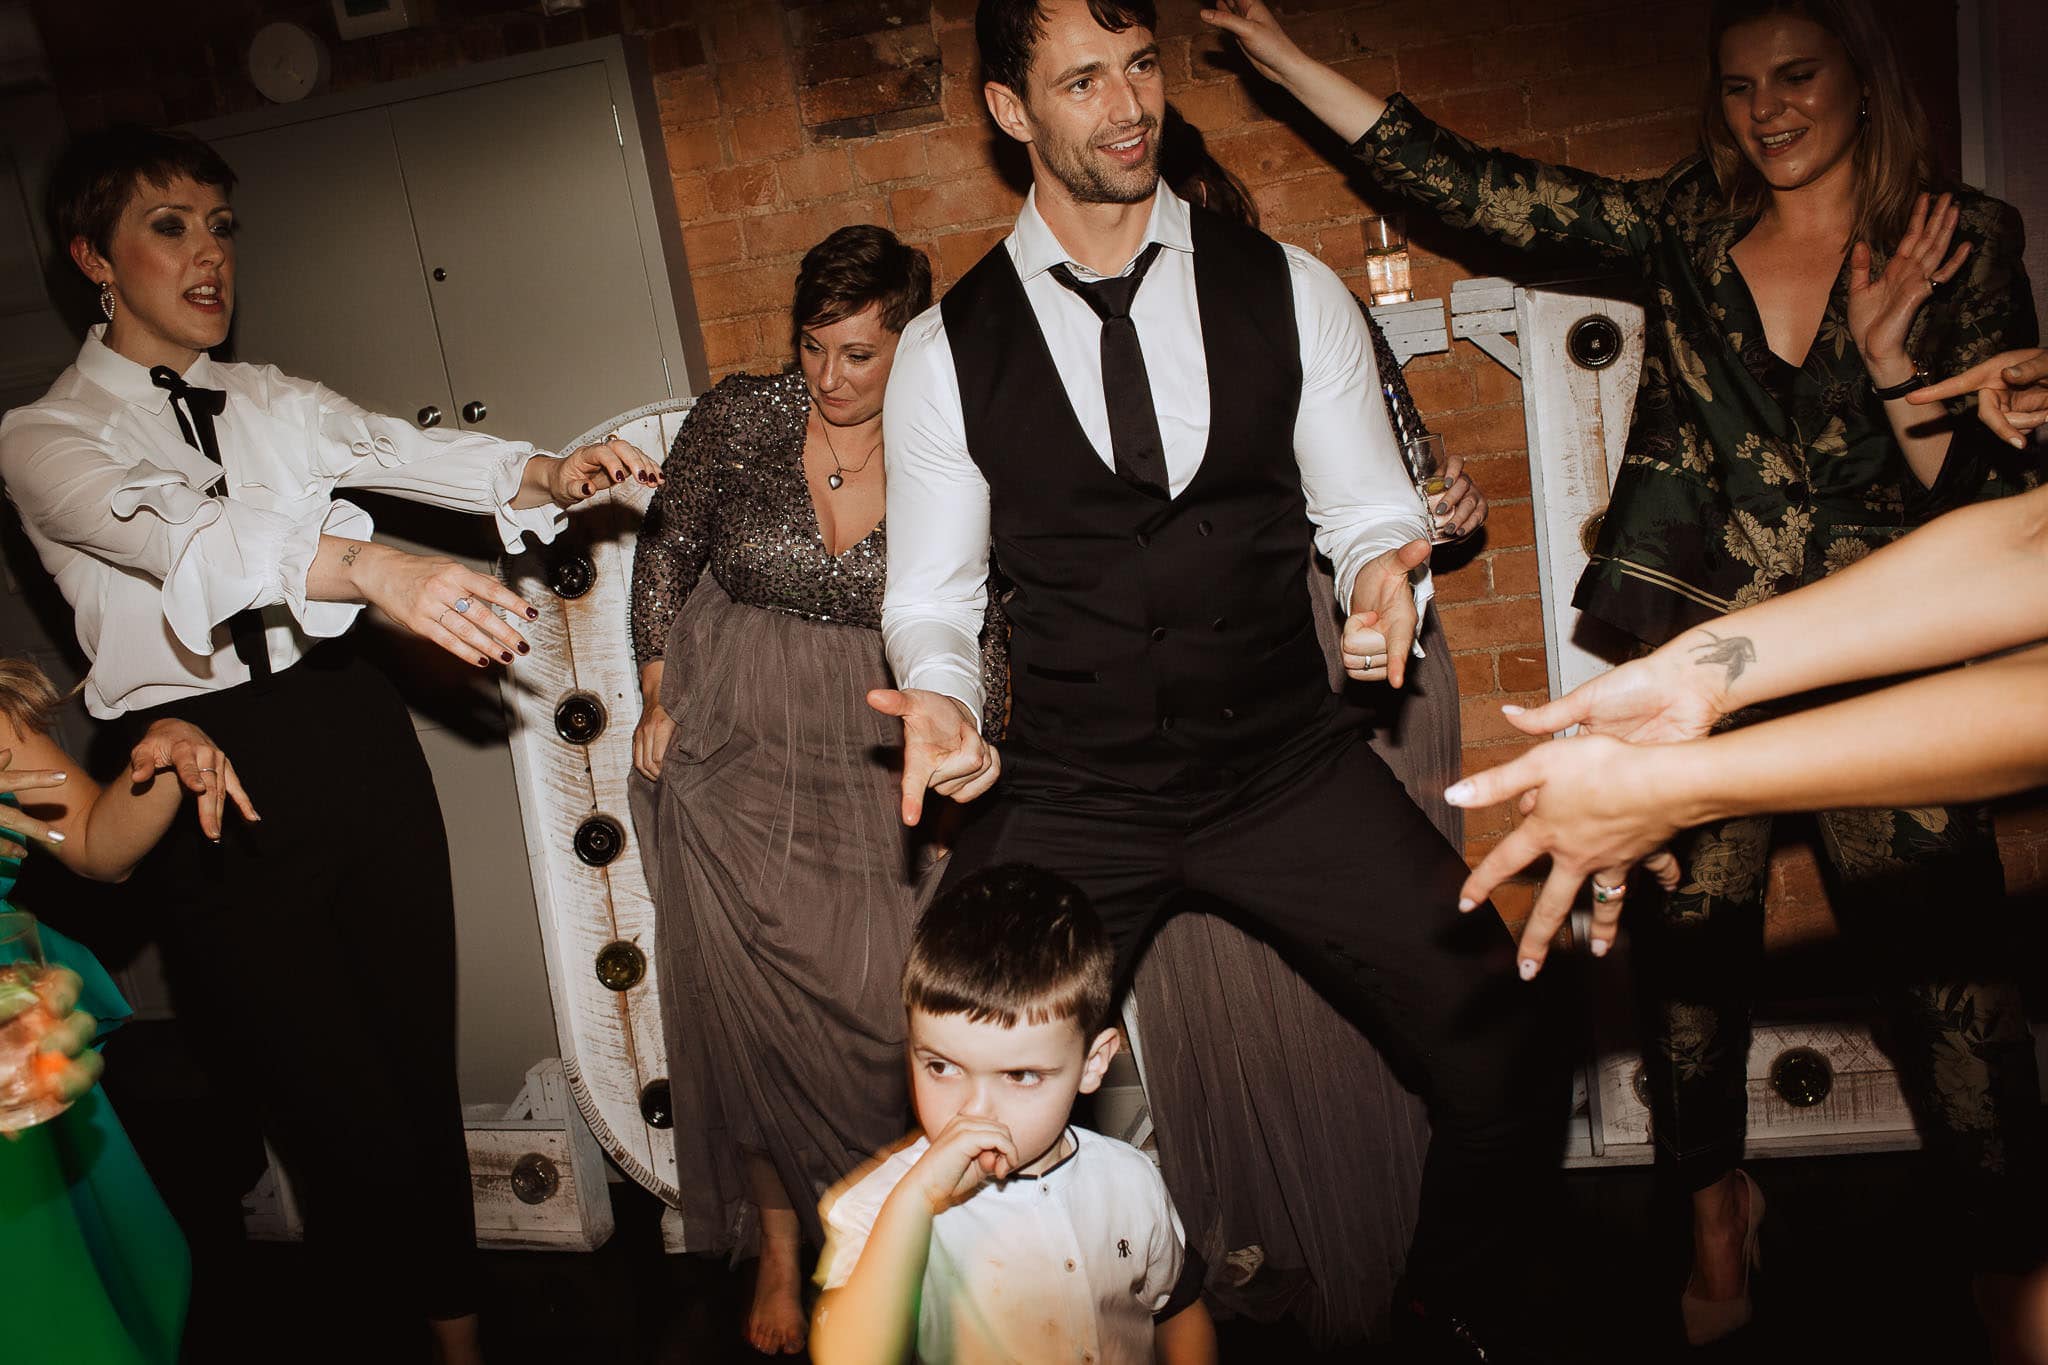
[150,365,270,677]
[1049,242,1170,500]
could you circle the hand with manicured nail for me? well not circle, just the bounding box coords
[1908,346,2048,450]
[542,438,663,508]
[1445,738,1687,975]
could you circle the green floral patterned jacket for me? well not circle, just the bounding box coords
[1353,93,2038,647]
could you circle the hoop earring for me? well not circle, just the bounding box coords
[98,280,115,321]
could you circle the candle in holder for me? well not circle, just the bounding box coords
[1364,215,1411,306]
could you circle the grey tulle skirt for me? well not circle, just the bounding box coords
[636,576,929,1254]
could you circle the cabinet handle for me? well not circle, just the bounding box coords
[462,401,488,423]
[417,405,442,428]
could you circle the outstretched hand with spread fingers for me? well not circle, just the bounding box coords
[1445,737,1685,976]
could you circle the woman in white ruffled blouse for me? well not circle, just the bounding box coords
[0,125,655,1365]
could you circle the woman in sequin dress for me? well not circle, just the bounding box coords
[627,227,1002,1355]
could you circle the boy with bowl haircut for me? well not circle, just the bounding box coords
[811,864,1215,1364]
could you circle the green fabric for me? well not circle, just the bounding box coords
[1,819,191,1365]
[1352,93,2039,647]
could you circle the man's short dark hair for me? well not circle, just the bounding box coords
[904,864,1115,1033]
[790,224,932,344]
[46,126,238,257]
[976,0,1159,95]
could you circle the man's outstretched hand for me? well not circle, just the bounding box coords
[1341,538,1432,687]
[867,688,1000,826]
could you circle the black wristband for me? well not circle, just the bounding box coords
[1870,368,1930,401]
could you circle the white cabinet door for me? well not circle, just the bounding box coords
[391,62,675,449]
[211,109,456,426]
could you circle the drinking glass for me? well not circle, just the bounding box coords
[1364,215,1412,306]
[0,910,69,1133]
[1402,432,1464,545]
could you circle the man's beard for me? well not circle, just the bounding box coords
[1035,115,1160,205]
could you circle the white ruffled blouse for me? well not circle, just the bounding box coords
[0,326,565,717]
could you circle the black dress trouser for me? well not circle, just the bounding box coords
[939,709,1569,1319]
[127,638,479,1347]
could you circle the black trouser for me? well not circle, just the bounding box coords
[128,639,479,1344]
[940,711,1569,1317]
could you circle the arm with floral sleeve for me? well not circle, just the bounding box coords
[1202,0,1666,266]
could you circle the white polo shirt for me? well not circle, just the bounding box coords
[818,1126,1188,1365]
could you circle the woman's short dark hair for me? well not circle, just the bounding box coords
[904,863,1114,1034]
[790,225,933,344]
[977,0,1157,96]
[46,126,238,257]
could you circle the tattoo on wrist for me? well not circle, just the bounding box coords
[1689,630,1757,690]
[340,542,362,568]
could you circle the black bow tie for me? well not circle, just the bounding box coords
[149,365,228,474]
[148,364,269,676]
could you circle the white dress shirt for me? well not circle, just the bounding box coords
[0,326,566,717]
[818,1126,1186,1365]
[881,187,1432,727]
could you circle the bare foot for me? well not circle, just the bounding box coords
[745,1251,807,1355]
[1687,1171,1751,1302]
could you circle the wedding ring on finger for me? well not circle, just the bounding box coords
[1591,879,1627,905]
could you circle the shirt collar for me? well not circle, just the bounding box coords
[1011,184,1194,284]
[76,324,222,416]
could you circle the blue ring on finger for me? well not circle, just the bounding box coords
[453,597,472,614]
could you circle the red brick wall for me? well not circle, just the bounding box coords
[45,0,2039,923]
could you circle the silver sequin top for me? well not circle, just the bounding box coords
[630,370,1008,730]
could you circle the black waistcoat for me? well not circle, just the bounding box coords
[942,207,1335,791]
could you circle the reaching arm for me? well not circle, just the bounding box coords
[1202,0,1664,265]
[1450,643,2048,971]
[1503,483,2048,747]
[2,716,255,881]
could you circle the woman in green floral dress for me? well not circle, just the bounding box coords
[1203,0,2040,1346]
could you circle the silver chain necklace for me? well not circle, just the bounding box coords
[815,409,881,491]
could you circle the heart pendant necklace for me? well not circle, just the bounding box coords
[816,408,880,491]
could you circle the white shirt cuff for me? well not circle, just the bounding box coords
[284,501,374,639]
[487,450,567,553]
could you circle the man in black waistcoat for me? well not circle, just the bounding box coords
[870,0,1566,1353]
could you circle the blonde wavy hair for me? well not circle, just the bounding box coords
[1700,0,1934,249]
[0,659,60,737]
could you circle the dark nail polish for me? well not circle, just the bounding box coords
[478,656,491,667]
[611,470,623,482]
[517,642,530,654]
[526,607,539,620]
[581,482,592,495]
[1434,502,1449,515]
[501,651,514,663]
